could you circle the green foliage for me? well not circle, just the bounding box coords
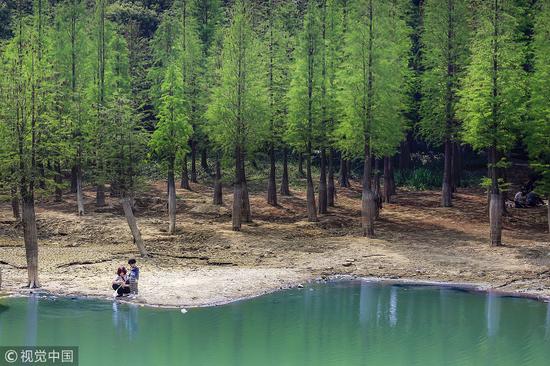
[285,1,323,153]
[334,0,410,158]
[526,0,550,197]
[0,1,57,194]
[149,12,180,110]
[175,0,204,146]
[419,0,470,145]
[261,0,296,148]
[320,0,342,149]
[149,62,193,165]
[457,0,526,153]
[194,0,222,53]
[205,0,268,158]
[395,167,443,190]
[480,176,511,193]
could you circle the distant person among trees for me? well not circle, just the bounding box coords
[514,190,528,208]
[525,191,544,207]
[515,188,544,208]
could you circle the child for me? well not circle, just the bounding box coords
[128,258,140,296]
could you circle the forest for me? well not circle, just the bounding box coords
[0,0,549,289]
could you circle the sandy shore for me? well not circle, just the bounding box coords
[1,182,549,307]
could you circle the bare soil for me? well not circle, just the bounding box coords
[0,180,548,307]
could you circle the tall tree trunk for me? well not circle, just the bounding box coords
[383,156,392,203]
[389,156,396,195]
[241,159,251,223]
[267,144,277,206]
[38,162,46,190]
[306,147,318,222]
[11,185,20,220]
[452,142,462,191]
[362,145,376,237]
[96,184,105,207]
[190,140,197,183]
[442,138,453,207]
[328,148,336,206]
[213,157,223,205]
[547,195,550,234]
[298,153,305,177]
[318,148,328,214]
[181,155,191,190]
[489,192,503,246]
[339,156,349,187]
[280,147,290,196]
[232,146,243,231]
[373,158,382,219]
[22,195,39,288]
[201,148,209,174]
[70,165,77,193]
[399,132,412,171]
[76,165,84,216]
[167,163,177,234]
[54,161,63,202]
[121,196,148,257]
[488,147,502,246]
[110,181,120,198]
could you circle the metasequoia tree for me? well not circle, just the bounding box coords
[335,0,410,237]
[458,0,525,246]
[420,0,470,207]
[206,0,268,231]
[286,1,323,222]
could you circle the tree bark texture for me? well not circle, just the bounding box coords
[121,196,148,257]
[267,144,277,206]
[318,148,328,214]
[280,148,290,196]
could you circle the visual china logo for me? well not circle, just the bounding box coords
[0,347,78,365]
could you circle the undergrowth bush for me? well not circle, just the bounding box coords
[395,167,442,190]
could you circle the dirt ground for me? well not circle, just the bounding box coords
[0,180,549,307]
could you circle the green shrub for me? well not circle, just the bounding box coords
[395,167,442,190]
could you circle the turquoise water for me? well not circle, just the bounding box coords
[1,281,550,366]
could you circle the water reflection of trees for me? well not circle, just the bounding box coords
[25,295,38,346]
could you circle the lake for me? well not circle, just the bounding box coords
[1,281,549,365]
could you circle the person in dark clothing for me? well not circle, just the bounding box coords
[526,191,544,207]
[128,258,139,296]
[112,266,131,297]
[514,189,528,208]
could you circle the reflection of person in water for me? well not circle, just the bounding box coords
[112,301,139,340]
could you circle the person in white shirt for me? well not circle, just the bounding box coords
[112,266,130,297]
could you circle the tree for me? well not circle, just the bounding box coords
[204,27,224,205]
[0,0,56,287]
[420,0,470,207]
[322,0,342,208]
[335,0,410,237]
[150,62,193,234]
[87,0,115,207]
[108,30,149,256]
[286,1,323,222]
[206,0,268,231]
[526,0,550,233]
[53,0,88,215]
[192,0,223,180]
[263,0,294,206]
[174,0,202,191]
[458,0,525,246]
